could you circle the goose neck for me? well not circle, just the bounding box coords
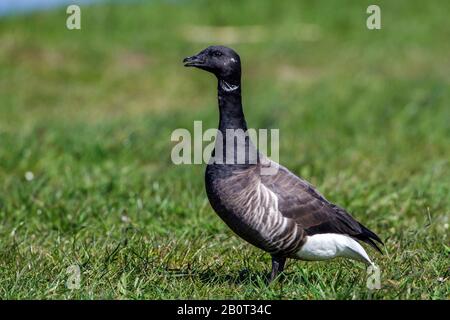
[217,79,247,132]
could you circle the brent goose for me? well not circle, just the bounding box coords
[183,46,383,281]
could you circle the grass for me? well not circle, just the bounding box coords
[0,0,449,299]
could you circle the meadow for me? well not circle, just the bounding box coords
[0,0,448,299]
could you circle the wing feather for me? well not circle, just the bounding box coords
[261,161,383,252]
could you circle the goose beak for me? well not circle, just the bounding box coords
[183,55,204,67]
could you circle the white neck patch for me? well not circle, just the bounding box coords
[221,80,239,92]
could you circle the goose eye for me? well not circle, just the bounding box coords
[213,51,223,57]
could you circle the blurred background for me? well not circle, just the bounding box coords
[0,0,448,299]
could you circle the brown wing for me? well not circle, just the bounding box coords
[260,162,383,252]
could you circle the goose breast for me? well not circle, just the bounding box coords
[205,163,304,256]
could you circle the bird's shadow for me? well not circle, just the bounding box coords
[197,268,271,286]
[164,263,288,286]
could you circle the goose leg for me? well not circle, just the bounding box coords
[270,256,286,282]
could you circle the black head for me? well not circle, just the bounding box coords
[183,46,241,81]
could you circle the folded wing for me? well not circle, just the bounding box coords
[261,162,383,252]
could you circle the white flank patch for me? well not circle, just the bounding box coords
[296,233,373,265]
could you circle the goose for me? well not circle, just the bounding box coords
[183,46,383,282]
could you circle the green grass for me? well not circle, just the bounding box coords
[0,0,449,299]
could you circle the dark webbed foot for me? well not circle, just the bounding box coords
[269,256,286,282]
